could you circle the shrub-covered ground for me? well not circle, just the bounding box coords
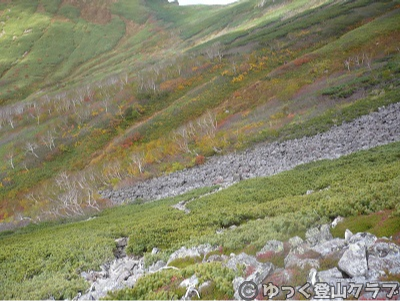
[1,141,400,299]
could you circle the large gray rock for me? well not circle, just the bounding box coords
[338,242,368,277]
[367,242,400,275]
[180,274,199,288]
[345,229,353,242]
[206,254,229,263]
[348,232,377,248]
[256,240,284,256]
[306,224,333,247]
[167,244,215,264]
[148,260,166,273]
[230,253,274,300]
[226,253,262,272]
[317,267,344,283]
[284,252,320,269]
[227,253,274,284]
[331,216,344,228]
[114,237,128,259]
[80,257,145,300]
[312,238,347,256]
[288,236,304,249]
[232,277,245,300]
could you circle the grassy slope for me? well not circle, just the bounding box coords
[0,141,399,299]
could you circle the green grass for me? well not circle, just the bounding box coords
[110,0,149,24]
[331,213,400,239]
[1,141,400,299]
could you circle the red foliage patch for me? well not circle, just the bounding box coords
[293,56,311,67]
[256,250,276,261]
[132,131,142,142]
[245,265,256,277]
[195,155,205,165]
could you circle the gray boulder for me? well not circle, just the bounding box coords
[288,236,304,249]
[198,281,213,295]
[167,244,215,264]
[206,254,229,263]
[256,240,284,256]
[80,257,144,300]
[114,237,128,259]
[226,253,261,272]
[367,242,400,275]
[180,274,199,288]
[331,216,344,228]
[348,232,377,248]
[232,277,245,300]
[317,267,345,284]
[345,229,353,242]
[230,253,274,300]
[284,252,319,270]
[338,242,368,277]
[148,260,166,273]
[312,238,347,256]
[306,224,333,247]
[227,253,274,284]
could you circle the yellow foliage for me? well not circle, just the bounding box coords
[232,73,247,83]
[221,70,231,76]
[211,64,223,72]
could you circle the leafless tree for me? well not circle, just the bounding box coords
[6,114,15,129]
[117,105,125,119]
[85,85,95,102]
[25,141,39,158]
[197,111,218,138]
[363,53,372,71]
[103,161,124,181]
[131,152,145,174]
[172,127,195,154]
[26,192,40,205]
[76,107,91,125]
[53,172,84,216]
[206,42,224,62]
[344,58,351,71]
[120,72,129,88]
[41,130,57,150]
[30,102,42,125]
[77,173,100,212]
[6,151,15,169]
[102,95,110,113]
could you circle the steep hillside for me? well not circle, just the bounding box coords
[0,0,400,299]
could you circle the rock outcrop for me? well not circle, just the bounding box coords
[79,225,400,300]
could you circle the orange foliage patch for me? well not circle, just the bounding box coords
[159,77,185,92]
[195,154,205,165]
[293,56,312,67]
